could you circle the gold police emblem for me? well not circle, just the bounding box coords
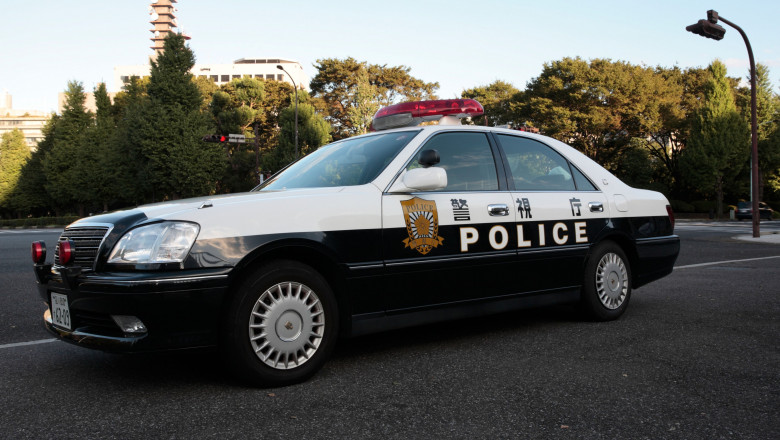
[401,197,444,255]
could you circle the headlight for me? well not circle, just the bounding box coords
[108,222,200,264]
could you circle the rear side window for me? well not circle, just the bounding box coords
[497,135,576,191]
[571,165,598,191]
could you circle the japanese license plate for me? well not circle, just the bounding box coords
[50,292,72,330]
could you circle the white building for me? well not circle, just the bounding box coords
[113,58,309,92]
[0,91,50,148]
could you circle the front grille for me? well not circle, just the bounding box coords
[54,226,110,270]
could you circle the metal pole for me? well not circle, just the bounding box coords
[277,65,299,159]
[717,15,760,238]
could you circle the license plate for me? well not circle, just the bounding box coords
[50,292,72,330]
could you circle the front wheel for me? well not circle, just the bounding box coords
[223,260,339,387]
[581,242,632,321]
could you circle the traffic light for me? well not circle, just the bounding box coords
[686,19,726,41]
[202,135,228,143]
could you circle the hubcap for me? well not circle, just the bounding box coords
[595,252,628,310]
[248,282,325,370]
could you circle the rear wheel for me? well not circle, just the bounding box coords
[581,241,631,321]
[223,260,338,387]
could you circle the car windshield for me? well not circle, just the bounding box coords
[737,202,750,209]
[256,130,420,190]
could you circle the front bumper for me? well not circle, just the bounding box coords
[36,265,231,352]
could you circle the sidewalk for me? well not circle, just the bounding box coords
[734,231,780,244]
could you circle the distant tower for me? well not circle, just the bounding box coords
[149,0,190,55]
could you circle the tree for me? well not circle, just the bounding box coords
[86,82,122,212]
[680,60,749,218]
[112,76,153,204]
[0,129,31,216]
[210,77,265,135]
[639,66,711,198]
[14,115,58,216]
[264,91,331,173]
[516,58,672,170]
[346,69,379,135]
[310,58,438,140]
[136,33,224,200]
[42,80,94,215]
[461,80,521,127]
[736,63,780,200]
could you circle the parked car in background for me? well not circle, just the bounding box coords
[736,201,774,220]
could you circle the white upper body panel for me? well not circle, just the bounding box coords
[111,124,669,240]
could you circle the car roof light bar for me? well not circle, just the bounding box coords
[372,99,484,131]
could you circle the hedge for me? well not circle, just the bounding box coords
[0,216,80,228]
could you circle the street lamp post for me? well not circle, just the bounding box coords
[276,64,299,159]
[686,10,760,238]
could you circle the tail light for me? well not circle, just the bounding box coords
[58,240,76,265]
[666,205,675,231]
[31,241,47,264]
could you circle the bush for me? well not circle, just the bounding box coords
[691,200,717,213]
[670,200,695,213]
[0,216,79,228]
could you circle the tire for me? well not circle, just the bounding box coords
[581,241,632,321]
[223,260,339,387]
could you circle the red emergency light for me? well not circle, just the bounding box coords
[372,99,484,131]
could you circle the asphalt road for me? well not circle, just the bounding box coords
[1,223,778,439]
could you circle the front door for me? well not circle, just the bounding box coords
[381,131,517,311]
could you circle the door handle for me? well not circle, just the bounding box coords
[488,204,509,216]
[589,202,604,212]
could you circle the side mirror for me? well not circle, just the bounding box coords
[388,167,448,193]
[418,149,440,167]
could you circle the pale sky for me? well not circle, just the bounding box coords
[2,0,778,113]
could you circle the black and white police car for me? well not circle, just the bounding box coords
[32,99,679,386]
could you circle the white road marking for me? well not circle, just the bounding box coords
[675,255,780,270]
[0,338,57,349]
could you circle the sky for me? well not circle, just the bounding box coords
[2,0,779,113]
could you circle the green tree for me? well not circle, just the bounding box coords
[764,125,780,197]
[736,63,780,200]
[461,80,520,127]
[137,33,224,200]
[264,91,331,173]
[14,115,58,215]
[112,76,153,204]
[310,57,438,140]
[210,77,265,135]
[0,129,31,215]
[86,82,123,212]
[516,58,671,169]
[680,60,749,218]
[640,66,711,198]
[346,69,379,135]
[42,80,94,215]
[193,76,219,112]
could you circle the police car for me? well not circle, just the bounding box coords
[32,99,679,386]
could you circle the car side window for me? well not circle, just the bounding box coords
[408,132,498,191]
[497,134,577,191]
[571,164,598,191]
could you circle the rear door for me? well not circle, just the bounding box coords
[495,133,610,291]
